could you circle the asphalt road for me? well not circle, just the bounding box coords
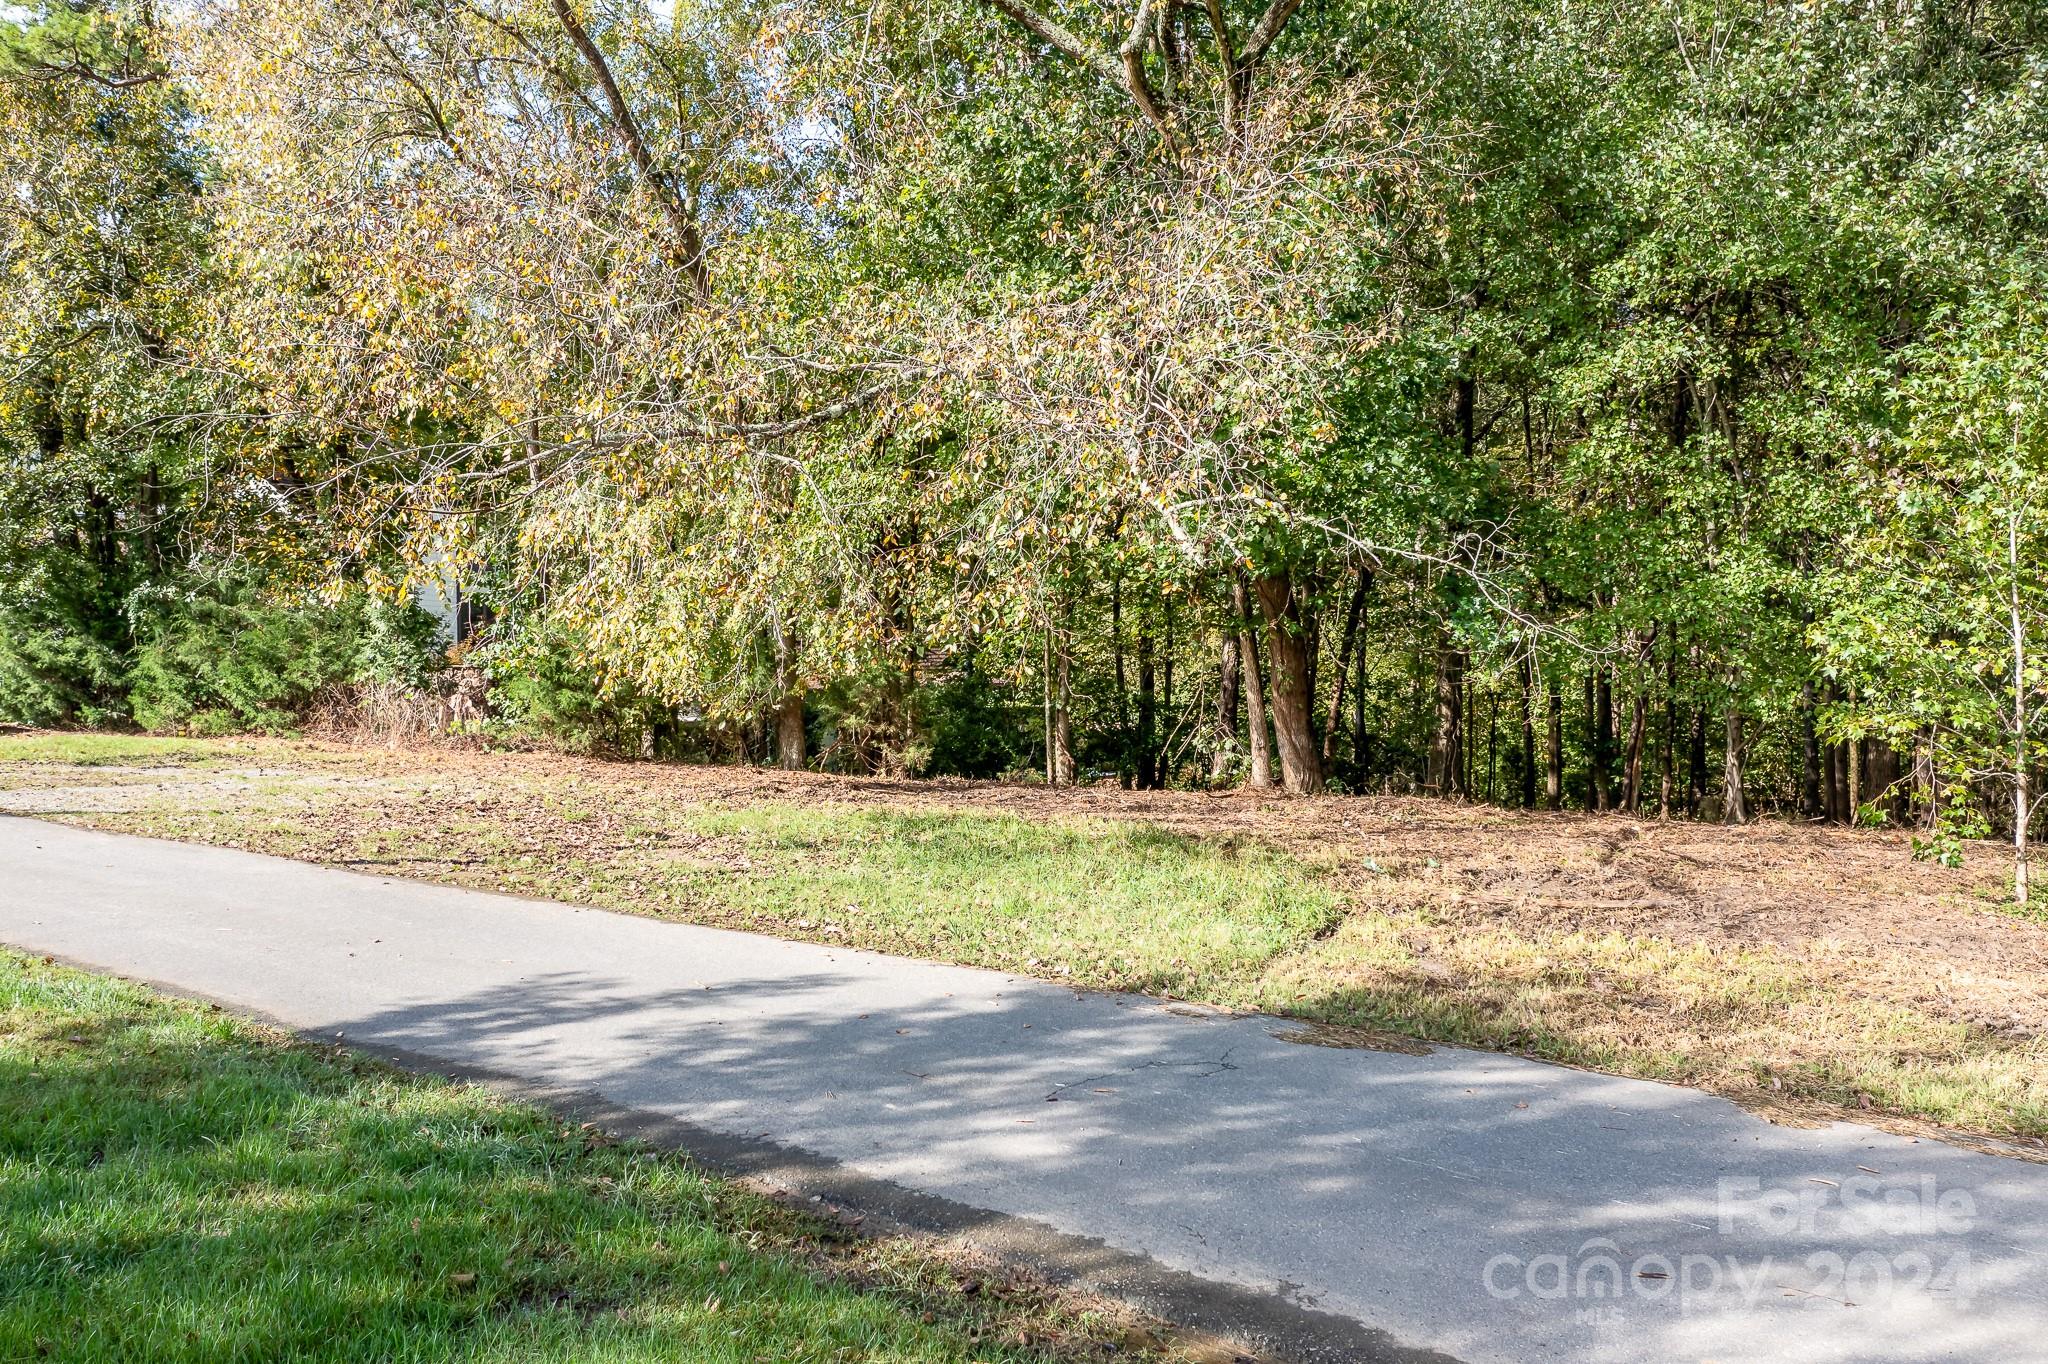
[2,815,2043,1363]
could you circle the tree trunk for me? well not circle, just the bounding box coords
[1210,630,1240,783]
[1835,733,1851,819]
[1053,628,1075,786]
[1136,621,1158,789]
[1545,677,1563,810]
[1352,630,1371,784]
[1043,632,1056,786]
[1440,367,1478,801]
[1486,688,1499,803]
[1519,655,1537,809]
[1834,741,1850,821]
[773,629,805,771]
[1914,729,1937,830]
[1722,702,1748,824]
[1799,678,1823,819]
[1112,574,1130,786]
[1870,740,1903,821]
[1622,687,1648,813]
[1254,572,1323,794]
[1848,733,1862,821]
[1235,576,1273,790]
[1432,641,1465,798]
[1463,673,1477,799]
[1321,570,1371,764]
[1582,670,1598,810]
[1688,704,1708,815]
[1161,597,1176,750]
[2019,770,2033,909]
[2013,512,2031,908]
[1593,667,1614,812]
[1660,633,1677,819]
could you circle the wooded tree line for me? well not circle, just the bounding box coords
[1,0,2043,891]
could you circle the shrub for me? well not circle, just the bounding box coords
[126,589,351,733]
[482,623,664,754]
[0,603,127,728]
[125,587,446,735]
[0,556,129,728]
[913,669,1034,778]
[353,595,450,689]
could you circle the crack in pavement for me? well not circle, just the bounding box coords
[1043,1047,1242,1102]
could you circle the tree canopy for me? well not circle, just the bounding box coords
[2,0,2043,895]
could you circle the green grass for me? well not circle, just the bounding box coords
[676,807,1343,996]
[0,734,226,767]
[0,953,1140,1364]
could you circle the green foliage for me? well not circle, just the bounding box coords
[125,588,358,734]
[1910,772,1995,869]
[1817,271,2048,838]
[0,585,128,728]
[353,594,450,689]
[912,670,1036,779]
[482,623,667,756]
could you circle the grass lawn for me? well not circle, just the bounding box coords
[0,733,228,767]
[674,806,1341,996]
[0,952,1161,1364]
[1,732,2043,1151]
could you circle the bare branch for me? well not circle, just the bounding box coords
[16,54,166,90]
[1237,0,1303,68]
[1118,0,1175,138]
[978,0,1125,86]
[546,0,711,301]
[1202,0,1241,127]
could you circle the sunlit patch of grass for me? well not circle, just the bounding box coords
[677,805,1343,995]
[0,734,230,767]
[0,952,1154,1364]
[1243,916,2048,1139]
